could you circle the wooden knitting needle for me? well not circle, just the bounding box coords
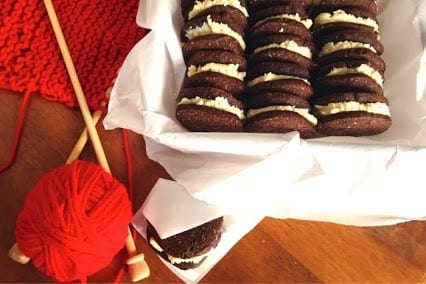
[24,0,149,281]
[8,35,109,269]
[43,0,110,173]
[66,69,118,164]
[65,109,103,164]
[65,86,111,164]
[66,66,121,163]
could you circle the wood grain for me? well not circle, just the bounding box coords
[0,89,425,283]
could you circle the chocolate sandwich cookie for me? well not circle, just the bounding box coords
[147,217,224,270]
[317,48,385,72]
[245,92,317,138]
[246,61,313,98]
[312,8,379,38]
[315,59,384,90]
[190,5,248,29]
[182,35,244,62]
[187,50,247,75]
[176,86,245,131]
[248,0,318,12]
[249,3,312,29]
[183,71,245,96]
[248,61,310,81]
[248,34,315,57]
[185,50,247,95]
[181,0,247,18]
[182,11,246,50]
[247,0,291,12]
[249,46,314,70]
[248,34,315,69]
[313,21,378,43]
[181,0,248,26]
[314,72,384,97]
[246,78,314,99]
[316,29,384,58]
[312,92,391,136]
[248,17,313,43]
[315,0,378,16]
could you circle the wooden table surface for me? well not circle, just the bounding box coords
[1,89,425,283]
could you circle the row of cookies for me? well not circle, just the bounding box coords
[149,0,249,270]
[310,0,392,136]
[151,0,393,272]
[176,0,321,136]
[175,0,391,137]
[176,0,249,132]
[244,1,318,138]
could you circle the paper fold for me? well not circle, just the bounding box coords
[105,0,426,281]
[104,0,426,282]
[105,0,426,226]
[131,178,265,283]
[139,179,223,239]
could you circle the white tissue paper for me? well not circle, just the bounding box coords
[104,0,426,282]
[131,179,264,283]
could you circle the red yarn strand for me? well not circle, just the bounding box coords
[0,90,32,173]
[121,128,134,208]
[113,262,126,284]
[118,128,136,283]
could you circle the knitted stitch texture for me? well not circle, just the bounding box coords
[0,0,148,172]
[0,0,147,111]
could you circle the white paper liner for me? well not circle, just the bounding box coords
[140,179,224,239]
[105,0,426,282]
[132,179,264,283]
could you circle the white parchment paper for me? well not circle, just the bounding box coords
[105,1,426,282]
[131,179,264,283]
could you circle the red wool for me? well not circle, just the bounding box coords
[0,0,147,111]
[15,160,133,282]
[0,0,148,172]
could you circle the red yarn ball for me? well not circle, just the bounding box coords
[15,160,132,282]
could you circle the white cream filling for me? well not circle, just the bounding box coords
[247,105,318,125]
[319,41,377,57]
[254,13,313,29]
[178,96,245,119]
[247,72,310,87]
[185,15,246,49]
[253,40,312,59]
[149,237,164,252]
[315,9,379,32]
[325,64,384,87]
[189,0,248,20]
[314,101,391,116]
[187,63,246,81]
[149,238,214,265]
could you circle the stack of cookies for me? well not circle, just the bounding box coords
[176,0,249,132]
[311,0,392,136]
[243,1,318,138]
[147,217,224,270]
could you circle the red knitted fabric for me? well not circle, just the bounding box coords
[0,0,147,111]
[0,0,148,172]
